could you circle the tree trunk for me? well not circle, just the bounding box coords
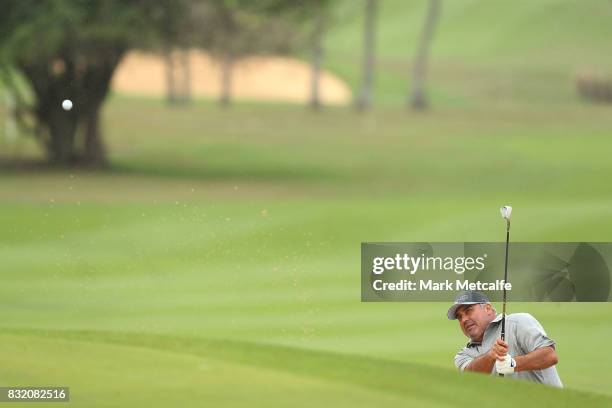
[83,105,106,166]
[219,50,234,107]
[18,48,123,166]
[166,48,191,105]
[2,90,18,143]
[165,47,178,104]
[179,48,192,104]
[409,0,442,110]
[309,3,326,110]
[355,0,378,111]
[46,104,78,164]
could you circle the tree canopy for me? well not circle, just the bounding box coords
[0,0,191,165]
[0,0,346,166]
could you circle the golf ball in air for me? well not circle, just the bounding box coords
[62,99,73,111]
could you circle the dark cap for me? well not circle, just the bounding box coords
[447,291,490,320]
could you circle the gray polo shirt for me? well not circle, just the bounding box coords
[454,313,563,387]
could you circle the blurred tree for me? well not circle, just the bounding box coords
[196,0,295,107]
[354,0,378,111]
[214,2,238,107]
[251,0,334,110]
[308,0,327,110]
[204,0,244,107]
[164,48,192,105]
[408,0,441,110]
[160,1,194,105]
[0,0,190,166]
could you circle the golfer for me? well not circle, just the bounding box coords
[448,291,563,387]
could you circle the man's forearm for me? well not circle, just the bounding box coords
[515,346,558,372]
[465,353,496,373]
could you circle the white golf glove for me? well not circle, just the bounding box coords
[495,354,516,375]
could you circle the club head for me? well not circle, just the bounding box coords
[500,206,512,220]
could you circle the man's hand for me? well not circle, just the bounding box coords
[496,354,516,375]
[487,338,509,361]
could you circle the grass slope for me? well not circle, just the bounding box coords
[2,329,611,408]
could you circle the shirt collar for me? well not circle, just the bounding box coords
[466,314,503,347]
[491,313,504,323]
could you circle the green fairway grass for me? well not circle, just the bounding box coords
[2,1,612,406]
[2,99,612,406]
[1,329,611,408]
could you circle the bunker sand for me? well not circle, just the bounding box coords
[112,50,352,105]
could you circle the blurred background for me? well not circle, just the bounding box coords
[1,1,612,406]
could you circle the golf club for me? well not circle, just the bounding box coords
[499,205,512,376]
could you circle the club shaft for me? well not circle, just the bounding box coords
[501,223,509,341]
[499,221,510,378]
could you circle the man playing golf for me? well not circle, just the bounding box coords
[449,290,563,387]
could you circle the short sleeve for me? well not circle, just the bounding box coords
[514,313,556,354]
[454,348,474,371]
